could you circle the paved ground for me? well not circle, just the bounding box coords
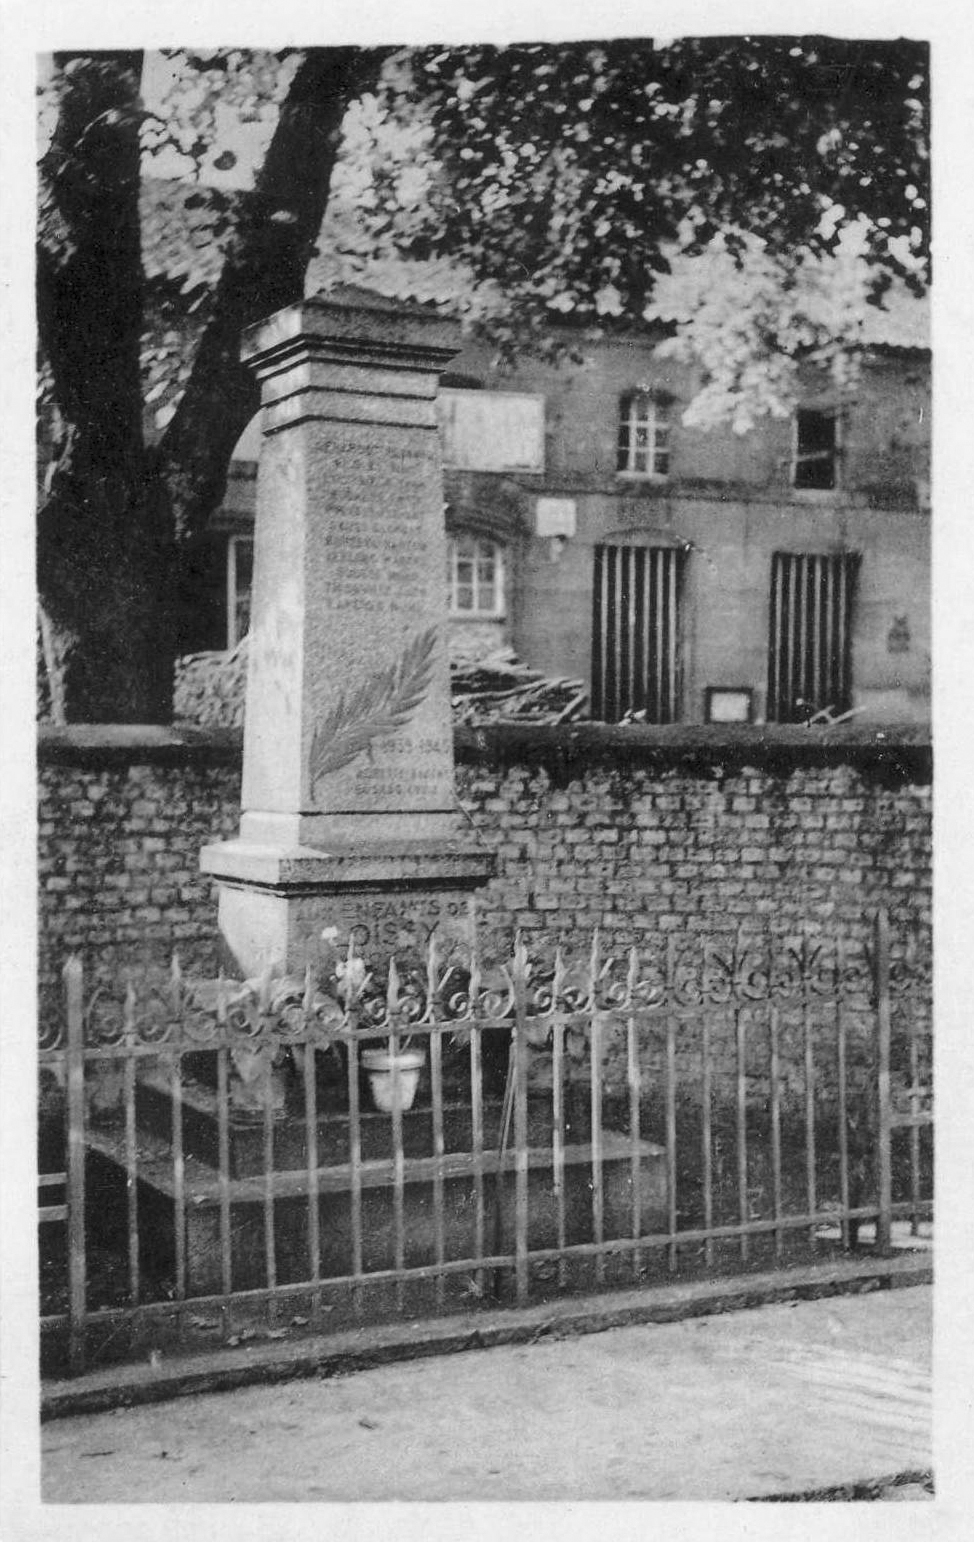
[41,1285,931,1503]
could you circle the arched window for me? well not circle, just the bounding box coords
[617,392,671,478]
[446,534,506,616]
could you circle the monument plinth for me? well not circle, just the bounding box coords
[201,289,493,976]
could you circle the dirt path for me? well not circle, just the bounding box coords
[40,1286,931,1503]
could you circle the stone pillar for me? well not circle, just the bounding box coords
[201,288,493,978]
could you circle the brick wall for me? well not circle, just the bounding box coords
[38,729,241,990]
[453,725,932,957]
[452,725,931,1092]
[38,724,931,999]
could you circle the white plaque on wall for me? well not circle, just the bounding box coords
[535,497,577,538]
[438,390,545,473]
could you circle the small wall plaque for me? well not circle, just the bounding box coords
[535,497,577,539]
[887,615,911,654]
[705,687,754,724]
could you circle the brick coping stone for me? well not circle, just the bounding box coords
[38,721,931,783]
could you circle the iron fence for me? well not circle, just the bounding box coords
[38,909,931,1378]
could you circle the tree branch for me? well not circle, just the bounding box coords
[154,46,393,543]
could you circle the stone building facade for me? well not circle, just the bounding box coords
[190,310,930,729]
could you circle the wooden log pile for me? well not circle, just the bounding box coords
[173,638,248,729]
[451,648,588,726]
[174,640,588,729]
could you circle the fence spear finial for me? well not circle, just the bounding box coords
[553,941,566,1001]
[303,962,315,1015]
[512,930,529,991]
[590,928,602,990]
[426,928,441,1009]
[627,944,639,1003]
[258,960,274,1012]
[386,954,401,1015]
[124,976,138,1038]
[170,951,183,1012]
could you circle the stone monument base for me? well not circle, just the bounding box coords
[85,1091,668,1297]
[201,838,495,979]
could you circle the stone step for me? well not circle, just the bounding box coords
[134,1066,597,1178]
[84,1120,667,1297]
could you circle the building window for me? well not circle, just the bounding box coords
[226,535,253,649]
[447,534,505,616]
[792,408,839,490]
[592,544,683,722]
[767,551,859,722]
[617,392,671,478]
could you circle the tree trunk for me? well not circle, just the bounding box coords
[37,453,178,724]
[37,47,388,723]
[36,52,168,722]
[156,47,391,547]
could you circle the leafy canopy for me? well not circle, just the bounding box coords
[388,39,927,373]
[45,37,931,431]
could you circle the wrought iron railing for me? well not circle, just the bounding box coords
[37,911,931,1378]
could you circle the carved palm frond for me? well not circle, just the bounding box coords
[309,626,438,793]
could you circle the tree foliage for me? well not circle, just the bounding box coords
[385,39,927,337]
[36,37,929,722]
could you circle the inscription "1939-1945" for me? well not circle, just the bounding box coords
[307,627,438,798]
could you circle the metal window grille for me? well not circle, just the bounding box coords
[617,393,671,477]
[767,551,859,722]
[592,544,682,722]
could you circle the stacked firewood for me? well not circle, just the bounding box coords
[173,638,249,729]
[174,639,588,729]
[451,648,588,726]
